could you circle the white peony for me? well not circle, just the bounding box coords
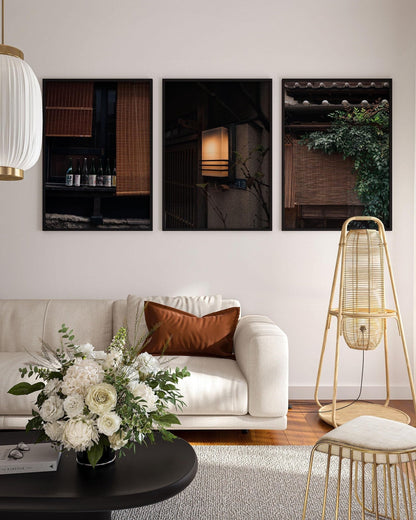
[97,412,122,436]
[43,378,61,396]
[108,431,128,451]
[85,383,117,414]
[103,349,123,370]
[39,395,65,422]
[128,381,158,412]
[75,343,95,358]
[44,420,65,442]
[92,350,107,361]
[120,365,140,383]
[63,393,85,418]
[135,352,160,377]
[61,358,104,396]
[62,417,99,451]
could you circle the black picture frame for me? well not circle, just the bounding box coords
[282,78,392,231]
[163,79,272,231]
[42,78,153,231]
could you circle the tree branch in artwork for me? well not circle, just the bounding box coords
[234,145,271,228]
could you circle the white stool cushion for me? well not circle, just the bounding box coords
[315,415,416,463]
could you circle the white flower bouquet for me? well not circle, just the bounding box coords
[8,324,189,468]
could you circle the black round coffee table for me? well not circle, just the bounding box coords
[0,430,197,520]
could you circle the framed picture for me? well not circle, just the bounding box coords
[163,79,272,230]
[43,79,152,231]
[282,79,392,230]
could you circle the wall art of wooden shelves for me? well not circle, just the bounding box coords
[43,79,152,231]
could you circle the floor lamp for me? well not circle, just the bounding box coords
[315,216,416,427]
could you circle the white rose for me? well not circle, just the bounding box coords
[97,412,122,436]
[40,395,65,422]
[128,381,158,412]
[103,349,123,370]
[61,358,104,396]
[135,352,160,377]
[85,383,117,414]
[63,393,84,418]
[44,420,65,442]
[62,417,99,451]
[75,343,95,358]
[108,431,128,451]
[43,378,61,396]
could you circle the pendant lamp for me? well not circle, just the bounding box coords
[0,0,42,180]
[314,216,416,427]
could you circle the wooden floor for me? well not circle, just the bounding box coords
[177,400,416,446]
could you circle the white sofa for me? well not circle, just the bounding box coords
[0,296,288,430]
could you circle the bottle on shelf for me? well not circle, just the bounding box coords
[74,159,81,187]
[65,157,73,187]
[89,158,97,187]
[81,157,89,186]
[112,160,117,187]
[96,158,104,187]
[104,158,112,187]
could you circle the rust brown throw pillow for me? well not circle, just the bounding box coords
[143,301,240,358]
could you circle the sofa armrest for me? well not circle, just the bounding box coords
[234,315,288,418]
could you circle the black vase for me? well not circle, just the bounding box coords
[76,446,116,468]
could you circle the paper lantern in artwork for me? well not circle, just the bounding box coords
[201,127,229,177]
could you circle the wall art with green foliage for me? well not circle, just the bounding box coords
[282,79,391,230]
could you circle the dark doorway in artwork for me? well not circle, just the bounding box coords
[163,79,272,230]
[43,79,152,231]
[282,79,392,230]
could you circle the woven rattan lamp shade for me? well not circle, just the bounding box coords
[342,229,385,350]
[314,216,416,427]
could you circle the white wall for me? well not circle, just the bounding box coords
[1,0,415,399]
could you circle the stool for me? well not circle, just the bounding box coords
[302,416,416,519]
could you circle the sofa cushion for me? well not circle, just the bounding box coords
[0,352,40,416]
[160,355,248,415]
[126,294,224,346]
[144,302,239,358]
[42,300,114,351]
[0,299,114,353]
[0,301,49,353]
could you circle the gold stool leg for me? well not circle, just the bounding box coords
[372,455,379,519]
[386,455,396,520]
[398,455,411,520]
[335,454,342,520]
[348,452,353,520]
[302,447,317,520]
[322,447,332,520]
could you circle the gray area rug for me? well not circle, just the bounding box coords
[112,445,412,520]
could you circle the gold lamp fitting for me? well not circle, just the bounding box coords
[0,43,23,59]
[0,167,24,180]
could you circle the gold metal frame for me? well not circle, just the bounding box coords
[302,440,416,520]
[314,216,416,427]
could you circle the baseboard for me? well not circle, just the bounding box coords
[289,385,413,400]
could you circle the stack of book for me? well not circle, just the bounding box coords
[0,443,61,475]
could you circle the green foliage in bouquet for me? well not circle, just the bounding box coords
[9,324,190,468]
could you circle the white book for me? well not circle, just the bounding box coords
[0,443,61,474]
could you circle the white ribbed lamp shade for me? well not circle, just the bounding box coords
[0,47,42,180]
